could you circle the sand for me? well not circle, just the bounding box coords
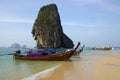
[35,50,120,80]
[93,56,120,80]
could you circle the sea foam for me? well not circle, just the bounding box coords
[22,65,61,80]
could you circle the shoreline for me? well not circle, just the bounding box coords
[36,51,120,80]
[22,65,61,80]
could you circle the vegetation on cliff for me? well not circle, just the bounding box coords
[32,4,74,48]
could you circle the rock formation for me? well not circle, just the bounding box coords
[32,4,74,48]
[9,43,21,48]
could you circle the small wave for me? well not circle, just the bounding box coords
[22,65,61,80]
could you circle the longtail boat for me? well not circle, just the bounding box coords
[92,46,114,50]
[14,42,80,61]
[73,45,85,56]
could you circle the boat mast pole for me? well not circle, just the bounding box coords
[75,42,80,51]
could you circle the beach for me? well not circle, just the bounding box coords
[35,50,120,80]
[1,49,120,80]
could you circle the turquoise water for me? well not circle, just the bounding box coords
[0,48,65,80]
[0,48,120,80]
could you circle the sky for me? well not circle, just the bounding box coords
[0,0,120,48]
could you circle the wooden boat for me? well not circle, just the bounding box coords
[92,46,114,50]
[73,45,85,56]
[14,42,80,61]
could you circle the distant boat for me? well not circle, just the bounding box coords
[13,42,80,61]
[92,46,114,50]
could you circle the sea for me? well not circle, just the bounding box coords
[0,47,120,80]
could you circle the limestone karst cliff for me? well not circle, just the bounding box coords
[32,4,74,48]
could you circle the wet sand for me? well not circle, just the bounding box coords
[36,50,120,80]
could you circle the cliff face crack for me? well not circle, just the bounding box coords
[32,4,74,48]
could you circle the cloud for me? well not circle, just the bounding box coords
[72,0,102,4]
[0,17,33,23]
[61,21,113,30]
[71,0,120,12]
[62,22,96,27]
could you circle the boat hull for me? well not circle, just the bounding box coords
[93,47,113,50]
[14,50,75,61]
